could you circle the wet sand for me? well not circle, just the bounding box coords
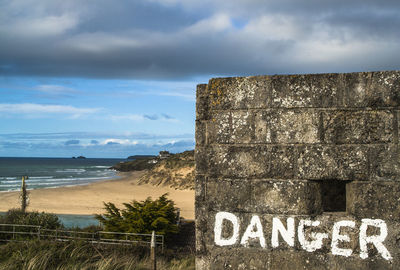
[0,171,195,219]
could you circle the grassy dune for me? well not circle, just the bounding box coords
[0,241,194,270]
[138,150,195,190]
[112,151,195,190]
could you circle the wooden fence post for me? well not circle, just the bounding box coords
[151,231,156,270]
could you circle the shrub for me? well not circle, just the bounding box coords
[0,209,62,229]
[95,194,179,238]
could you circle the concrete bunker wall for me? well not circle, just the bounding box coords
[195,71,400,269]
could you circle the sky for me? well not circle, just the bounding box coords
[1,0,400,158]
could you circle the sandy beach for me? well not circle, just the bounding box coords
[0,171,195,220]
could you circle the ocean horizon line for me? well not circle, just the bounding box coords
[0,157,125,192]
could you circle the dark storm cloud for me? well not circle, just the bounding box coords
[1,0,399,80]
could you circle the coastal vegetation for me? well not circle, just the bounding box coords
[0,196,194,269]
[112,151,195,190]
[138,150,194,190]
[0,240,194,270]
[0,209,62,229]
[95,194,179,238]
[127,155,156,160]
[113,150,195,190]
[111,157,157,171]
[0,152,195,269]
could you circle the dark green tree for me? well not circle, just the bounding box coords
[95,194,179,237]
[0,209,62,229]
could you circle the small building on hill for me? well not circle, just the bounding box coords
[158,151,171,159]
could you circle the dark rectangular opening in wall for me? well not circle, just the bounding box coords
[320,180,349,212]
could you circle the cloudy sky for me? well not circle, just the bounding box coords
[1,0,399,157]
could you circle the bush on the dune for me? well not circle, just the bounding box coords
[95,193,179,238]
[0,209,62,229]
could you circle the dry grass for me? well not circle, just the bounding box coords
[0,241,194,270]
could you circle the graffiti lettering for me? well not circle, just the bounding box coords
[214,212,392,261]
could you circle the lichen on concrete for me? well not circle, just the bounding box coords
[196,71,400,269]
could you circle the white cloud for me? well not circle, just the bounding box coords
[241,15,305,41]
[0,103,100,118]
[109,114,147,121]
[34,84,79,95]
[183,13,232,34]
[109,113,178,122]
[157,92,195,101]
[102,139,139,145]
[63,32,145,53]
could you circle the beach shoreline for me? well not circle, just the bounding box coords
[0,171,195,220]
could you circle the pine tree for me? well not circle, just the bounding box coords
[95,193,179,237]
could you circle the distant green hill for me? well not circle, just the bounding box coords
[111,150,195,190]
[111,157,157,171]
[127,155,156,160]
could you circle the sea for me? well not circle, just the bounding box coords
[0,157,127,227]
[0,157,126,192]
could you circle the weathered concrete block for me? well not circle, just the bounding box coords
[209,145,294,179]
[342,71,400,108]
[195,175,206,203]
[208,111,255,144]
[252,180,322,215]
[341,72,373,108]
[397,110,400,143]
[200,212,273,250]
[270,250,397,270]
[369,144,400,181]
[255,109,320,143]
[205,179,322,215]
[195,147,208,175]
[206,179,252,212]
[231,111,255,143]
[196,84,210,120]
[199,211,399,267]
[208,76,271,110]
[347,181,400,221]
[322,110,394,144]
[196,71,400,269]
[270,73,340,108]
[367,110,395,143]
[209,248,271,270]
[207,112,230,144]
[195,120,206,146]
[195,206,208,253]
[270,251,329,270]
[297,145,368,180]
[208,146,270,178]
[269,146,295,179]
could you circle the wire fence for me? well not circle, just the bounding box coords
[0,223,164,251]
